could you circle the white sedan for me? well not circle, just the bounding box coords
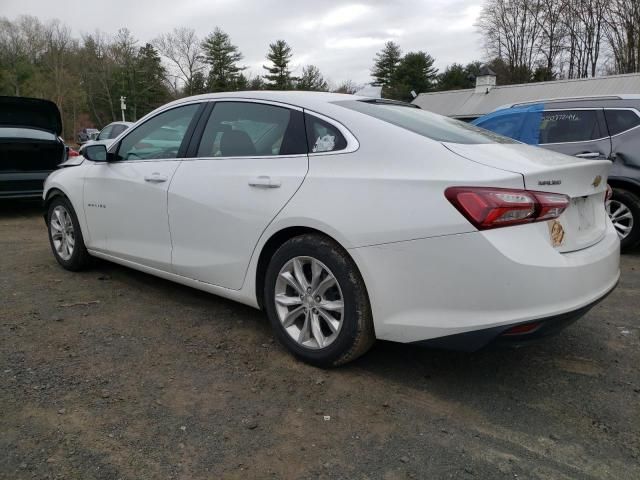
[43,92,620,366]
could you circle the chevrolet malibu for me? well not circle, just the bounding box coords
[43,92,620,367]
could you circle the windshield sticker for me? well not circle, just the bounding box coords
[313,134,335,152]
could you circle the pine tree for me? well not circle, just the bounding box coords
[371,41,402,88]
[201,27,244,92]
[263,40,295,89]
[296,65,328,91]
[388,51,438,100]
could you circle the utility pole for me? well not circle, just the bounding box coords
[120,96,127,122]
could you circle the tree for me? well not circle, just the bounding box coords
[387,51,438,100]
[201,27,244,92]
[477,0,541,83]
[332,80,359,94]
[154,27,204,96]
[371,41,402,89]
[604,0,640,73]
[263,40,295,89]
[248,75,264,90]
[296,65,328,91]
[133,43,171,117]
[437,61,482,90]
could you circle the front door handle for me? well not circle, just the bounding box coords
[144,173,168,183]
[248,176,281,188]
[575,152,602,159]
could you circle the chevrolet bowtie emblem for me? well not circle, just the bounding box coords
[591,175,602,188]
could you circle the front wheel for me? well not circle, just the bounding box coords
[47,196,92,271]
[264,234,375,367]
[607,188,640,252]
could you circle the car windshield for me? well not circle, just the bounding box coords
[335,100,516,144]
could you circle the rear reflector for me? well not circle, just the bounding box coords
[445,187,569,230]
[501,322,541,336]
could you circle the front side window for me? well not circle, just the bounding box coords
[97,125,113,141]
[605,109,640,136]
[305,114,347,153]
[109,124,128,138]
[116,104,200,160]
[538,110,602,144]
[197,102,306,157]
[336,100,516,144]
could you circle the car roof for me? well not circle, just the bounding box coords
[496,94,640,110]
[163,91,373,112]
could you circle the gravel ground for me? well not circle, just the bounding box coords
[1,200,639,480]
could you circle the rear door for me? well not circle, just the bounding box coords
[168,100,308,290]
[537,108,612,160]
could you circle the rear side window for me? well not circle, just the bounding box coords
[539,110,602,144]
[336,100,515,144]
[476,114,523,140]
[197,102,306,157]
[605,109,640,136]
[305,114,347,153]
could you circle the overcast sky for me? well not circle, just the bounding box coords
[3,0,485,86]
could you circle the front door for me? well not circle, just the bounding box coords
[83,103,202,271]
[168,100,309,290]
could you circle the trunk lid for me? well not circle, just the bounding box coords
[0,96,62,135]
[444,142,612,252]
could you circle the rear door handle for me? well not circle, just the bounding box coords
[248,176,281,188]
[575,152,602,159]
[144,173,168,183]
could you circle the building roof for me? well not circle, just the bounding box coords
[412,73,640,119]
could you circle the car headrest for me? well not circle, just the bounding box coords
[220,129,256,157]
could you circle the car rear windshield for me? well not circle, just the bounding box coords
[335,100,516,144]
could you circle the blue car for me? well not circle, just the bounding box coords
[472,96,640,251]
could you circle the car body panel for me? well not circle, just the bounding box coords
[0,96,62,135]
[43,91,621,347]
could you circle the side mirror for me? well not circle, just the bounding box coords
[83,144,108,162]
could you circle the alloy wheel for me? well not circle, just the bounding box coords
[50,205,75,261]
[606,199,634,240]
[274,256,344,349]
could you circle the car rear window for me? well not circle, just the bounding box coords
[335,100,516,144]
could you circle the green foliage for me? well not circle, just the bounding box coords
[201,27,244,92]
[436,61,482,91]
[263,40,296,89]
[387,51,438,101]
[371,41,402,88]
[296,65,328,91]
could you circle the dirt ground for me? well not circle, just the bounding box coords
[1,200,639,480]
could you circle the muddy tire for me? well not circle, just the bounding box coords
[264,234,375,367]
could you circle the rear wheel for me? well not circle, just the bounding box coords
[264,234,375,367]
[607,188,640,252]
[47,196,92,271]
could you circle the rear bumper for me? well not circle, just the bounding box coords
[0,171,51,199]
[349,219,620,345]
[412,284,616,351]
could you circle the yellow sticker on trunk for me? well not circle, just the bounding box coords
[549,220,565,247]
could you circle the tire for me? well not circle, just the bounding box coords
[46,196,92,271]
[608,188,640,252]
[264,234,375,367]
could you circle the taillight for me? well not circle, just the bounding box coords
[68,147,80,157]
[445,187,569,230]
